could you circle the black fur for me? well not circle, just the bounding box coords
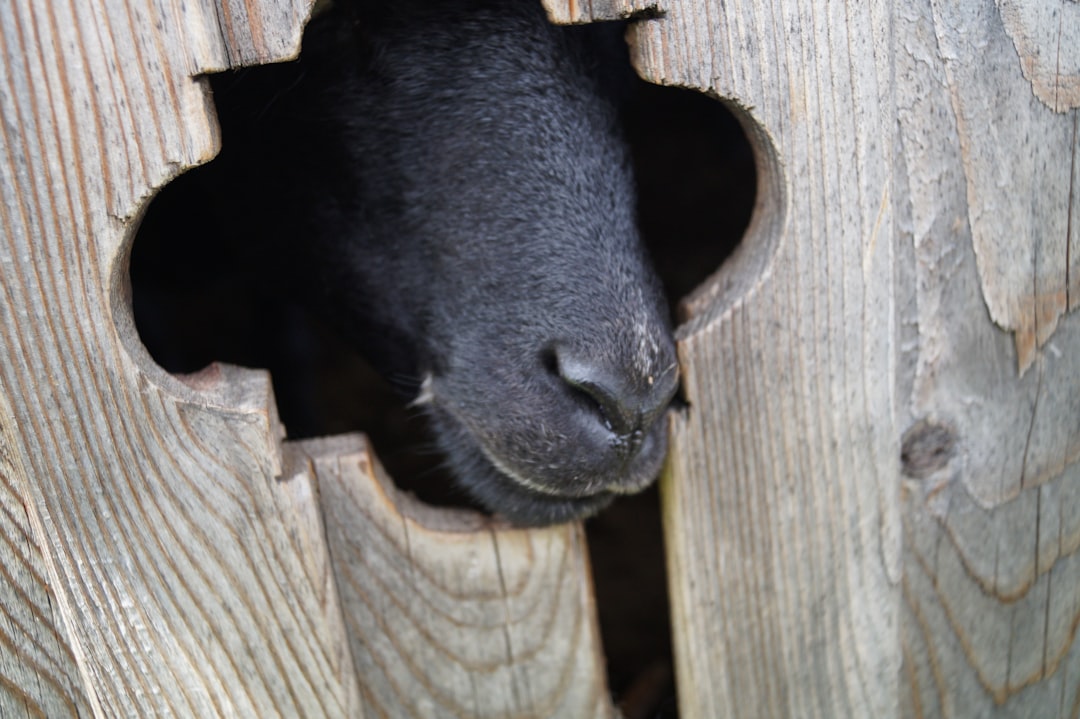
[139,0,678,525]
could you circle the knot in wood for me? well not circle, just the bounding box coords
[900,419,957,479]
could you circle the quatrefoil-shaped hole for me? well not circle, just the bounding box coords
[126,17,758,715]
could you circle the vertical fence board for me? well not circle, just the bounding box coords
[543,0,1080,715]
[295,435,614,719]
[0,0,368,714]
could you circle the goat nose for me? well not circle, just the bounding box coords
[552,346,677,439]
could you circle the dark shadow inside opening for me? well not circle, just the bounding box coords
[593,78,754,719]
[129,21,754,718]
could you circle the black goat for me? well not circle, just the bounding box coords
[133,0,679,525]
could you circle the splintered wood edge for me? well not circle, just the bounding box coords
[105,0,321,474]
[284,434,493,532]
[540,0,661,26]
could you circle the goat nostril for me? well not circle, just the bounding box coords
[551,347,651,437]
[541,346,561,377]
[569,375,633,435]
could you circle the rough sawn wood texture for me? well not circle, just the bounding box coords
[296,435,613,718]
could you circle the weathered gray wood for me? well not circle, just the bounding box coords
[294,435,615,719]
[0,0,367,715]
[919,0,1079,374]
[542,0,1079,716]
[896,3,1080,715]
[0,389,93,718]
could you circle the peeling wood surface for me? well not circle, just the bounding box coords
[998,0,1080,113]
[897,2,1080,714]
[544,0,1080,716]
[925,0,1080,374]
[296,435,614,719]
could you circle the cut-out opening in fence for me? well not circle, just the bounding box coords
[127,12,757,715]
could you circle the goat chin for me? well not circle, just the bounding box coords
[416,364,669,526]
[424,405,621,527]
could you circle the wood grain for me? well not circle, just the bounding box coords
[998,0,1080,113]
[923,0,1079,374]
[545,0,1080,715]
[0,0,365,715]
[0,389,93,718]
[898,2,1080,714]
[295,435,615,719]
[8,0,1074,713]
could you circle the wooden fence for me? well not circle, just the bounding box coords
[0,0,1077,716]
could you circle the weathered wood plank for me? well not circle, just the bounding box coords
[296,434,615,719]
[0,0,367,715]
[997,0,1080,113]
[544,0,1080,715]
[896,1,1080,714]
[0,390,93,718]
[631,1,903,715]
[921,0,1080,373]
